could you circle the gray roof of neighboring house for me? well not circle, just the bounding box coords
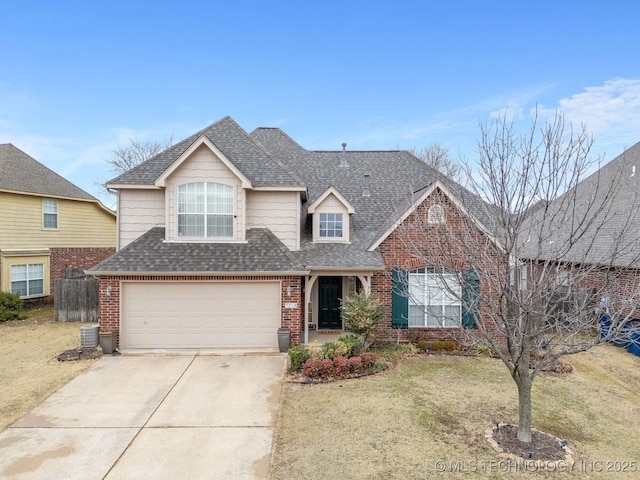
[89,227,307,274]
[0,143,96,201]
[107,116,305,188]
[519,141,640,268]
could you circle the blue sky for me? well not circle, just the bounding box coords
[2,0,640,203]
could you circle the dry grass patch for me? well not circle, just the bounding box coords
[270,346,640,479]
[0,308,97,431]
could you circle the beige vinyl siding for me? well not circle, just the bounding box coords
[118,189,165,249]
[0,252,51,298]
[246,191,299,250]
[0,191,116,249]
[313,193,350,243]
[165,145,245,242]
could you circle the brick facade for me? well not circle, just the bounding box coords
[49,247,115,296]
[371,188,503,343]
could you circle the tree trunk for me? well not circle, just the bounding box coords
[516,374,533,443]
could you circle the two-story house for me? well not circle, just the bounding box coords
[0,144,116,302]
[90,117,500,350]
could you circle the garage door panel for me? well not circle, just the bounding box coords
[121,282,281,349]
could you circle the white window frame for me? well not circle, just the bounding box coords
[408,268,461,328]
[11,263,45,297]
[427,204,445,224]
[510,265,528,291]
[177,182,234,238]
[319,213,343,238]
[43,198,58,229]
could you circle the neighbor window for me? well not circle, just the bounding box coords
[408,268,461,327]
[177,182,234,237]
[11,264,44,297]
[43,198,58,229]
[319,213,343,238]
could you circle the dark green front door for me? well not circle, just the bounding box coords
[318,277,342,329]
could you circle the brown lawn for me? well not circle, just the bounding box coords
[0,308,97,432]
[270,345,640,479]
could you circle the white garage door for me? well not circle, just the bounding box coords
[120,281,281,349]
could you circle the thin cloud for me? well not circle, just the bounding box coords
[539,78,640,156]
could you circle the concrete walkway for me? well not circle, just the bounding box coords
[0,354,287,480]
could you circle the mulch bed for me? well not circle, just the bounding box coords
[492,424,567,461]
[57,348,103,361]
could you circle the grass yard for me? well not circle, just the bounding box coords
[270,345,640,479]
[0,308,97,432]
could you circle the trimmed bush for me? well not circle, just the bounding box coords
[338,334,364,356]
[333,356,349,377]
[288,344,311,372]
[0,291,24,322]
[360,352,377,368]
[320,359,334,379]
[302,357,322,377]
[347,356,363,373]
[322,340,349,360]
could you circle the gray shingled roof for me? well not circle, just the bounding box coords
[89,227,307,274]
[107,116,305,188]
[0,144,96,201]
[250,127,498,254]
[519,141,640,268]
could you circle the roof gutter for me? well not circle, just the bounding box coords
[86,269,311,277]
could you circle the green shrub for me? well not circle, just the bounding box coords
[288,344,311,372]
[0,291,24,322]
[341,291,384,351]
[338,334,364,356]
[416,340,429,352]
[474,344,494,357]
[322,340,349,360]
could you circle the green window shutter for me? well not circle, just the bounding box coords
[391,268,409,329]
[462,268,480,328]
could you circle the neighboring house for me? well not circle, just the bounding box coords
[519,141,640,315]
[0,144,116,302]
[89,116,501,350]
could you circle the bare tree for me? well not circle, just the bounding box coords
[395,111,640,445]
[105,134,173,176]
[409,143,462,183]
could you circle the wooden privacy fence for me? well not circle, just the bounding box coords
[54,269,99,322]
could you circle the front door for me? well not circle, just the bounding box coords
[318,277,342,329]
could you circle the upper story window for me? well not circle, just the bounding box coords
[177,182,234,238]
[427,204,445,224]
[43,198,58,229]
[319,213,343,238]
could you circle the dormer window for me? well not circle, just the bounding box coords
[319,213,343,238]
[178,182,234,238]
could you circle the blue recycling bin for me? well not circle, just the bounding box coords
[628,332,640,357]
[599,314,611,342]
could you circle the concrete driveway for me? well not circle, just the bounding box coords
[0,354,287,480]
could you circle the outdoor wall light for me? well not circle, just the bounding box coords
[106,286,112,296]
[286,286,292,296]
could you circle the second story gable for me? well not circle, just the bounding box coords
[109,117,306,251]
